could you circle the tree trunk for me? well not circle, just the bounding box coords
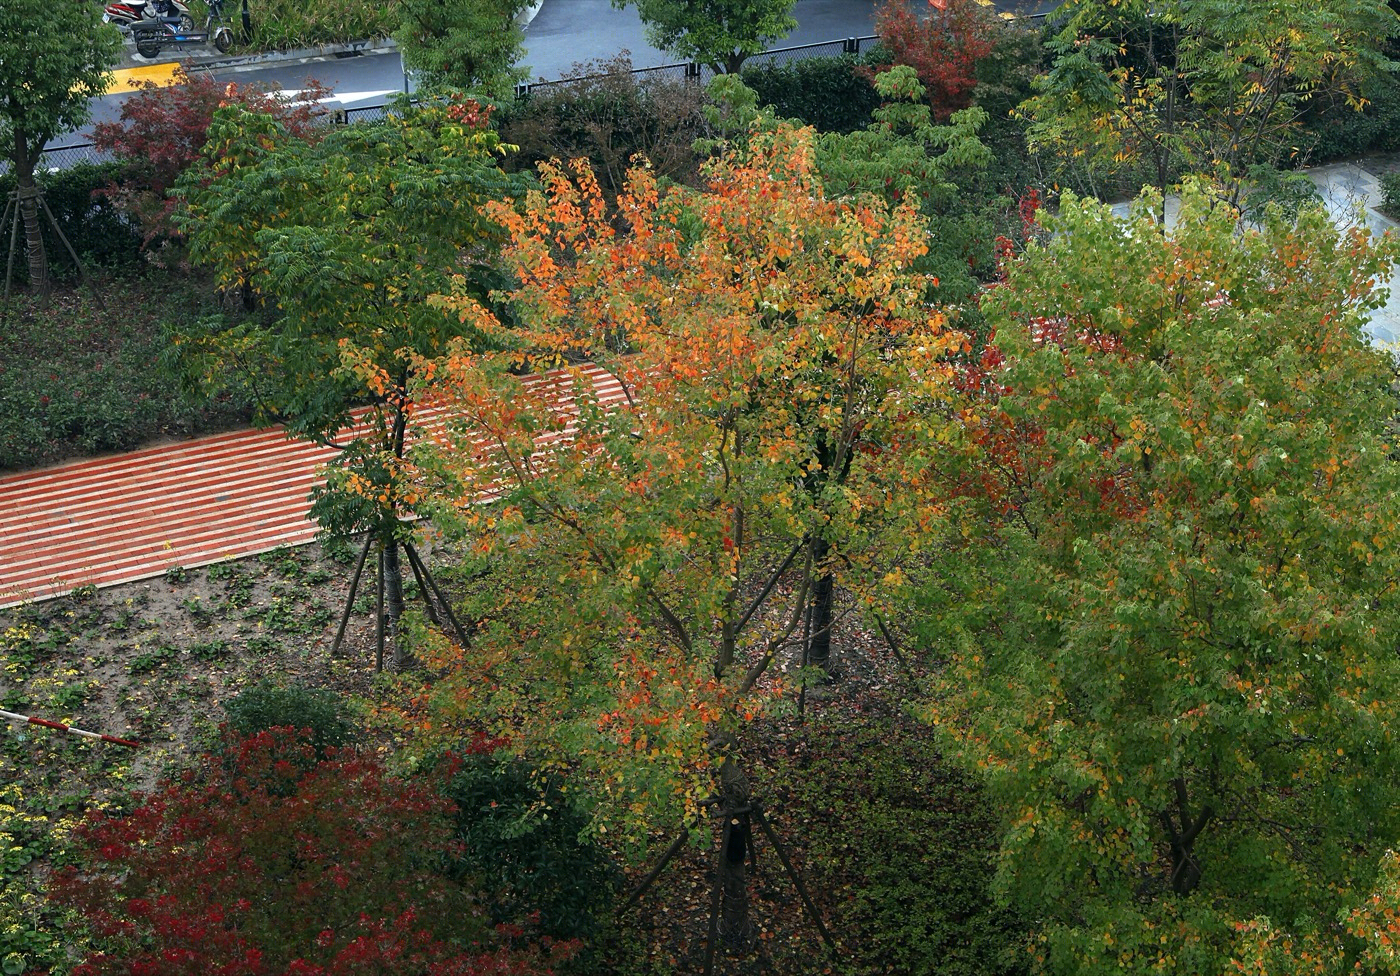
[384,539,409,669]
[717,756,755,949]
[12,129,49,298]
[1159,777,1213,896]
[806,539,835,674]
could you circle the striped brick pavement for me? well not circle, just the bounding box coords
[0,363,625,609]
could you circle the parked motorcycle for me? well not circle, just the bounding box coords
[103,0,192,34]
[130,0,234,58]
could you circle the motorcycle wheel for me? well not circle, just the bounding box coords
[178,13,194,31]
[135,29,162,58]
[212,25,233,52]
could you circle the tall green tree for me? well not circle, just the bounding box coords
[395,0,530,97]
[615,0,797,74]
[0,0,120,295]
[1021,0,1399,204]
[178,100,519,667]
[913,184,1400,973]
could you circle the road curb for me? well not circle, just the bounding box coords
[118,36,399,72]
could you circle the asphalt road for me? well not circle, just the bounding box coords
[74,0,1058,141]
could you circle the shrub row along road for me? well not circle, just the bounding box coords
[83,0,1058,133]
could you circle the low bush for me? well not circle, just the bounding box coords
[500,55,706,199]
[51,728,574,976]
[427,742,620,944]
[1298,72,1400,163]
[740,54,881,134]
[0,164,144,282]
[1381,172,1400,221]
[0,277,253,472]
[221,680,358,756]
[779,716,1028,976]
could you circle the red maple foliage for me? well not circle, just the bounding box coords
[871,0,997,120]
[50,728,573,976]
[90,70,331,243]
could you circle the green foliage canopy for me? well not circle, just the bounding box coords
[914,184,1400,972]
[178,102,521,542]
[395,0,530,98]
[615,0,798,74]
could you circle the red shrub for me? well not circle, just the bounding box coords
[51,729,572,976]
[90,70,331,243]
[873,0,997,120]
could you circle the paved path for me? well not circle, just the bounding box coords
[0,425,332,608]
[0,364,624,609]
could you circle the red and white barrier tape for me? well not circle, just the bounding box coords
[0,709,140,748]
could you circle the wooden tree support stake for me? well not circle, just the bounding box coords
[329,534,373,657]
[703,816,733,976]
[403,540,443,629]
[753,802,837,955]
[375,542,386,672]
[3,193,18,304]
[39,192,103,310]
[404,541,471,648]
[618,825,692,915]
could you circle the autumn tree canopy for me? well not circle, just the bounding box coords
[417,122,959,840]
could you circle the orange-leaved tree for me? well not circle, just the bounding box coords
[417,122,960,942]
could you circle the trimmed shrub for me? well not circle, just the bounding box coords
[780,716,1028,976]
[0,278,253,472]
[0,163,143,282]
[222,680,358,757]
[740,54,881,133]
[1381,172,1400,221]
[428,744,620,943]
[500,55,706,198]
[1297,72,1400,163]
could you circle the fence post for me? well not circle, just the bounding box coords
[843,36,858,54]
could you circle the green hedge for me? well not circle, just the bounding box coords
[741,54,882,134]
[0,162,143,283]
[0,277,253,471]
[1298,71,1400,163]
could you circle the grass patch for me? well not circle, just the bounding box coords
[0,276,253,473]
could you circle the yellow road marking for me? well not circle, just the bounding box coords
[105,62,183,94]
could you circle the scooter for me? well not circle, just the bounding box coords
[103,0,192,34]
[130,0,234,58]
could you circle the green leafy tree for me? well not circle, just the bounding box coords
[615,0,797,74]
[1021,0,1399,204]
[396,0,530,98]
[178,100,520,667]
[913,184,1400,973]
[0,0,120,295]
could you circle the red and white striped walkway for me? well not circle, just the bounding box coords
[0,425,335,608]
[0,363,627,609]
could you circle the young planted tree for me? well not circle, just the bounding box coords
[421,122,957,943]
[0,0,121,295]
[396,0,530,98]
[1020,0,1399,204]
[913,184,1400,972]
[615,0,797,74]
[178,99,520,668]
